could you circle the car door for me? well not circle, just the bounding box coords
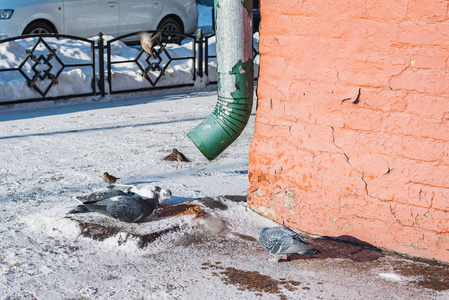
[62,0,119,37]
[117,0,164,36]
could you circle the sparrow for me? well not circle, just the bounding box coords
[163,148,190,169]
[140,31,162,60]
[103,172,119,185]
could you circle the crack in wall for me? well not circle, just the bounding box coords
[388,65,411,91]
[330,126,395,216]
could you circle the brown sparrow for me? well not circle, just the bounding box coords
[103,172,119,184]
[163,148,190,169]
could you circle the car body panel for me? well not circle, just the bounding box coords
[117,0,163,36]
[62,0,119,37]
[0,0,198,39]
[0,0,64,36]
[160,0,198,34]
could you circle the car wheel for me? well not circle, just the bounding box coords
[23,21,56,35]
[157,17,183,44]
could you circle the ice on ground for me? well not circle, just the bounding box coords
[379,273,402,282]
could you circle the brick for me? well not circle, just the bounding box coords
[406,161,449,187]
[392,202,430,226]
[282,83,345,127]
[434,248,449,262]
[269,37,340,84]
[381,111,449,141]
[298,0,364,20]
[399,135,446,162]
[339,194,395,221]
[313,152,368,196]
[347,153,391,177]
[346,87,409,113]
[256,77,282,98]
[333,19,400,56]
[342,105,384,132]
[275,149,322,191]
[336,60,403,88]
[406,0,449,22]
[405,93,449,120]
[399,183,436,208]
[389,68,449,95]
[340,125,446,162]
[363,169,409,201]
[422,209,449,232]
[409,49,449,70]
[432,188,449,210]
[385,224,438,253]
[396,20,449,46]
[288,120,338,153]
[362,0,409,20]
[436,233,449,254]
[436,234,449,254]
[257,55,289,81]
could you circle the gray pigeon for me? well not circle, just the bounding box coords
[258,226,319,262]
[72,189,159,223]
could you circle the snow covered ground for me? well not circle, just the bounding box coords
[0,90,265,299]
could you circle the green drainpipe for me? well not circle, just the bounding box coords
[187,0,254,160]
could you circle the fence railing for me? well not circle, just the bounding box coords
[0,30,259,105]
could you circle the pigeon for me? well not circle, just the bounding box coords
[140,31,162,59]
[112,184,172,205]
[258,226,319,262]
[103,172,119,185]
[163,148,190,169]
[72,189,160,223]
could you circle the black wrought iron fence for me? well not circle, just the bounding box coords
[0,31,259,105]
[0,34,98,105]
[105,31,198,95]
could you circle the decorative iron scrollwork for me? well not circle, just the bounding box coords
[18,37,64,97]
[137,43,170,87]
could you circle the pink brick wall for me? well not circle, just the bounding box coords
[248,0,449,262]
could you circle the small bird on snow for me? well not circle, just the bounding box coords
[103,172,119,185]
[140,31,162,59]
[163,148,190,169]
[72,187,171,223]
[258,226,319,262]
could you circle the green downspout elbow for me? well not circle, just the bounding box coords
[187,0,254,160]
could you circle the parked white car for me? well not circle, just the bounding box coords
[0,0,198,39]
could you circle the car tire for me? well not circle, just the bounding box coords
[23,21,56,35]
[157,17,183,44]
